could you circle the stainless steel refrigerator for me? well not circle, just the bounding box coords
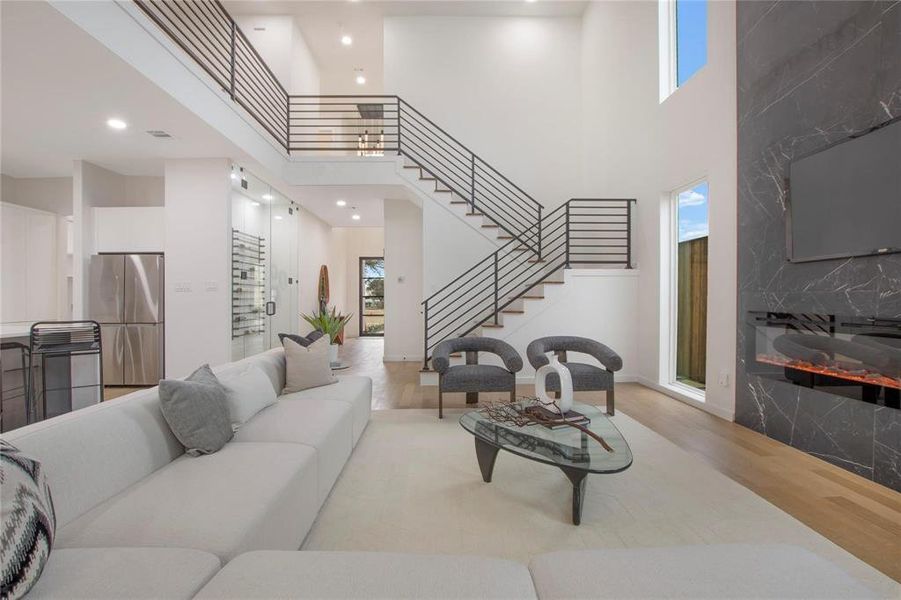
[88,254,164,385]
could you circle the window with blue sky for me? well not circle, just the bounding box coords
[676,0,707,86]
[678,181,709,243]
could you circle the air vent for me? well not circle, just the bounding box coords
[146,130,172,138]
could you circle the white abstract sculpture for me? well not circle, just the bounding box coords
[534,354,574,414]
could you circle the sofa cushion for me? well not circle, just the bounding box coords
[194,551,537,599]
[233,399,354,506]
[219,365,278,429]
[528,545,880,599]
[159,365,233,456]
[1,387,183,528]
[56,443,318,562]
[280,376,372,445]
[219,348,285,398]
[27,547,220,599]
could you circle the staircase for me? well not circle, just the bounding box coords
[133,0,636,374]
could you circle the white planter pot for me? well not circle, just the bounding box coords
[329,343,339,364]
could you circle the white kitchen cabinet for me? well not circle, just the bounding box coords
[1,202,58,323]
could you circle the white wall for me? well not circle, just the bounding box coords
[234,15,320,95]
[1,174,73,214]
[164,159,232,378]
[384,16,582,208]
[297,205,339,331]
[483,269,640,383]
[94,207,164,253]
[383,198,423,361]
[334,227,384,339]
[580,0,737,419]
[421,199,497,297]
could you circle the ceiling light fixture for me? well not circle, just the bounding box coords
[251,201,260,207]
[262,193,273,201]
[336,199,347,207]
[352,214,361,221]
[274,215,284,220]
[106,118,127,130]
[354,69,366,85]
[341,34,353,46]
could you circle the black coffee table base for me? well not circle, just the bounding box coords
[474,437,589,525]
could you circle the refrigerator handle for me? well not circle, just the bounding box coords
[265,301,276,316]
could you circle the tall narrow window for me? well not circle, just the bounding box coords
[676,0,707,86]
[660,0,707,99]
[360,257,384,337]
[674,182,708,391]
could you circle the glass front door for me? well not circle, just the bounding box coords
[359,257,384,336]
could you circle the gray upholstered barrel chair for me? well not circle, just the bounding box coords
[432,337,524,419]
[527,336,623,416]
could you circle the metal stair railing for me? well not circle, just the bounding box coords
[421,199,635,368]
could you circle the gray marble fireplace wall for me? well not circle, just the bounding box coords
[736,1,901,491]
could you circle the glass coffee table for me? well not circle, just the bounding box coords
[460,401,632,525]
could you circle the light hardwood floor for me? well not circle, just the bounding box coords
[339,336,901,583]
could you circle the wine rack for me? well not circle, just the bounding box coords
[232,229,266,339]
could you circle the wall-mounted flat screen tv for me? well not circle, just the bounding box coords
[787,117,900,263]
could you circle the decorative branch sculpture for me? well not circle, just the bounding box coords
[481,398,614,453]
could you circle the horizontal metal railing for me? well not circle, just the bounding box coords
[135,0,289,149]
[133,1,542,253]
[422,199,635,367]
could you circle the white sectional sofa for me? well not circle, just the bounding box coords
[3,348,885,599]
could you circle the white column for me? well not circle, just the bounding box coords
[164,159,232,378]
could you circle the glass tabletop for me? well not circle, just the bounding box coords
[459,401,633,474]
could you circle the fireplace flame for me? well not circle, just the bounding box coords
[755,354,901,390]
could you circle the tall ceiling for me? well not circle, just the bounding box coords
[0,1,245,178]
[223,0,587,94]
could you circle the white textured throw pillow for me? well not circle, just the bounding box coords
[283,335,337,393]
[220,365,278,429]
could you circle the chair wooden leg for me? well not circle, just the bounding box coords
[606,387,615,416]
[438,378,444,419]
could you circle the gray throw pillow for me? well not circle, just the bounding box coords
[1,440,55,600]
[277,331,325,347]
[159,364,233,456]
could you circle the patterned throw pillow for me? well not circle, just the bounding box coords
[1,440,56,600]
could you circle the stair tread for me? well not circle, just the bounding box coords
[434,189,452,193]
[502,309,525,314]
[519,295,545,300]
[481,224,499,228]
[481,323,503,328]
[450,200,468,205]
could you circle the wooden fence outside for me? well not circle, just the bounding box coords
[676,236,708,386]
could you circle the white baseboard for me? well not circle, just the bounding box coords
[637,376,735,421]
[383,355,425,363]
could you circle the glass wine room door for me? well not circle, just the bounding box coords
[230,166,299,361]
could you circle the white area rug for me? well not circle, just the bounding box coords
[304,409,898,595]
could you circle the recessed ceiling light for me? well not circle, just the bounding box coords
[106,118,127,130]
[354,70,366,85]
[341,35,353,46]
[352,214,361,221]
[336,200,347,207]
[230,172,238,181]
[262,193,273,201]
[251,201,260,207]
[274,215,284,220]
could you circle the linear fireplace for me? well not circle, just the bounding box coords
[747,312,900,409]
